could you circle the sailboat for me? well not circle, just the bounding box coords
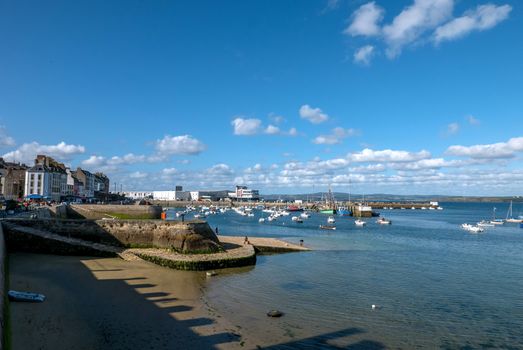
[490,207,504,225]
[505,201,523,223]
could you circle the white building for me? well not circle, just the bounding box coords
[123,191,153,200]
[152,190,190,201]
[228,185,260,201]
[24,155,67,202]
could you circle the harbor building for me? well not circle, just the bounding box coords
[0,158,28,200]
[228,185,260,202]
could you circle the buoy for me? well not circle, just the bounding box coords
[267,310,283,317]
[372,304,376,310]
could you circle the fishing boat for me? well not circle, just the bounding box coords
[320,187,337,215]
[505,201,523,223]
[319,225,336,230]
[355,219,366,226]
[287,205,303,212]
[327,216,336,224]
[337,207,352,216]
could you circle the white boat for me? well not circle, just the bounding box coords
[505,201,523,223]
[319,225,336,230]
[411,207,416,210]
[327,216,336,224]
[355,219,366,226]
[300,212,310,219]
[291,216,300,221]
[461,223,484,233]
[437,206,443,210]
[421,207,427,210]
[259,218,265,223]
[377,218,391,225]
[477,220,494,227]
[468,226,484,233]
[490,207,504,225]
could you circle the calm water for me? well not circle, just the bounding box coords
[188,203,523,349]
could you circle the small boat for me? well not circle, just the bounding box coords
[490,219,504,225]
[411,207,416,210]
[477,220,494,227]
[320,225,336,230]
[468,226,484,233]
[287,205,303,212]
[355,219,366,226]
[327,216,335,224]
[259,218,265,223]
[300,212,311,219]
[377,218,391,225]
[437,206,443,210]
[505,201,523,223]
[292,216,303,223]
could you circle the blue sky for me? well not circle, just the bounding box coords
[1,0,522,195]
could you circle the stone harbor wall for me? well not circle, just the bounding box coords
[4,219,221,254]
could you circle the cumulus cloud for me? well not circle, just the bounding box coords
[349,148,431,162]
[265,125,280,135]
[446,136,523,159]
[344,2,384,37]
[313,127,359,145]
[207,163,234,176]
[231,117,262,135]
[383,0,453,58]
[299,105,329,124]
[0,126,15,147]
[155,135,206,155]
[354,45,375,65]
[2,141,85,164]
[434,4,511,44]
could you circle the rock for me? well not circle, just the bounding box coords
[267,310,283,318]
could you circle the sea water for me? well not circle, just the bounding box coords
[196,203,523,348]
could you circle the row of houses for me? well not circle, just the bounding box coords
[123,185,260,202]
[0,155,110,202]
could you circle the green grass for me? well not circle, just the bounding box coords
[107,213,156,220]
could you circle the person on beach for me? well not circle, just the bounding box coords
[244,236,249,244]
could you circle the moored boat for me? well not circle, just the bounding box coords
[355,219,366,226]
[319,225,336,230]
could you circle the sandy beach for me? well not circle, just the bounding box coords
[8,253,255,350]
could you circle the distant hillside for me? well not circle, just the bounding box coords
[261,193,523,203]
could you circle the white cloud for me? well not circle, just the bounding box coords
[81,155,106,167]
[354,45,375,65]
[155,135,206,155]
[446,136,523,159]
[446,122,460,135]
[349,148,431,162]
[383,0,454,58]
[345,2,384,37]
[299,105,329,124]
[0,126,15,147]
[231,117,262,135]
[129,171,148,179]
[2,141,85,164]
[177,159,191,165]
[434,4,511,44]
[207,163,234,176]
[288,127,298,137]
[313,127,359,145]
[466,115,480,125]
[265,125,280,135]
[161,168,178,176]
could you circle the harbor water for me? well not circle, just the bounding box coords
[193,202,523,349]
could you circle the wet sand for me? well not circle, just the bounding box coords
[8,253,252,350]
